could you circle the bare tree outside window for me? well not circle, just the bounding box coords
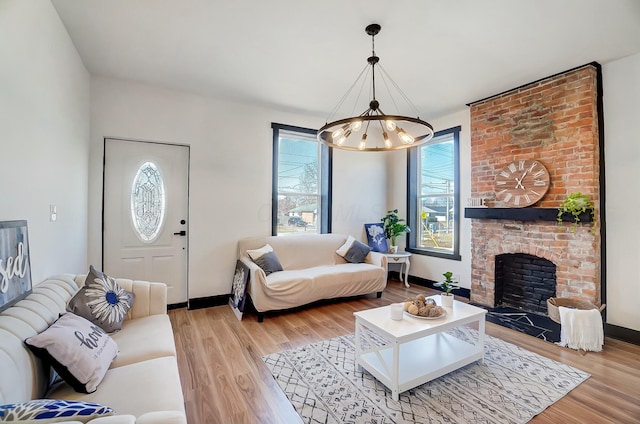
[272,124,329,235]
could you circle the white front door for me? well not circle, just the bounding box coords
[103,138,189,305]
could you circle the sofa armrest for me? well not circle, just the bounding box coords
[240,257,267,286]
[240,257,271,312]
[366,251,387,269]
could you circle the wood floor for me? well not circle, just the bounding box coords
[169,280,640,424]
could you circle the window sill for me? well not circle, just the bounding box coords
[406,247,461,261]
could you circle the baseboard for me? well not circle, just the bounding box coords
[404,274,471,299]
[168,302,187,310]
[605,323,640,346]
[187,294,229,310]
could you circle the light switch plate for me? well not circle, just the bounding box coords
[50,204,57,222]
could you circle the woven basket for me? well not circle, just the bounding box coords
[547,297,606,324]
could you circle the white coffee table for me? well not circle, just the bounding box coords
[353,296,487,401]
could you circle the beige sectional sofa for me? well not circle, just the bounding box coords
[0,274,186,423]
[238,233,387,321]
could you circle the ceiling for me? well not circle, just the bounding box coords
[51,0,640,122]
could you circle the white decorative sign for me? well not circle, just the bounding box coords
[0,221,32,312]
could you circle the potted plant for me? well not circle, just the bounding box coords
[381,209,411,253]
[435,271,458,307]
[557,192,595,233]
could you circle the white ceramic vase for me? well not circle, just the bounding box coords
[441,293,454,307]
[389,246,398,254]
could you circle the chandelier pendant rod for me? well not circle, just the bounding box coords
[370,27,377,103]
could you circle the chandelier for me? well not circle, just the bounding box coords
[317,24,434,151]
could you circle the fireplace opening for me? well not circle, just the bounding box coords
[495,253,556,314]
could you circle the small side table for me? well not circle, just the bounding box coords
[383,252,411,288]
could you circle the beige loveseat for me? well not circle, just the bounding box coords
[0,274,186,424]
[238,233,387,321]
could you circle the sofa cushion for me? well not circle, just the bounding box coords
[0,399,114,423]
[263,264,385,308]
[49,356,185,419]
[109,315,176,368]
[312,264,386,298]
[247,245,283,275]
[265,271,313,293]
[67,266,135,333]
[336,236,371,263]
[24,313,118,394]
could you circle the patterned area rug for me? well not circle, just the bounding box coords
[262,329,589,423]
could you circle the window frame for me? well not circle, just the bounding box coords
[271,123,332,236]
[406,125,461,260]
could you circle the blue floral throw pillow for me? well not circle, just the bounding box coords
[67,266,135,333]
[0,399,114,422]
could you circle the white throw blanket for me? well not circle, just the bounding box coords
[557,306,604,352]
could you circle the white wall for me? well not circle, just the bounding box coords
[332,150,388,239]
[603,53,640,332]
[0,0,90,283]
[90,76,387,300]
[387,109,472,288]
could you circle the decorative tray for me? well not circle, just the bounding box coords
[404,310,447,320]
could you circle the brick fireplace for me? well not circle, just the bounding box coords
[467,64,602,312]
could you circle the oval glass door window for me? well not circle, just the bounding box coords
[130,161,166,242]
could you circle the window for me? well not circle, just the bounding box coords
[131,161,166,242]
[272,123,331,235]
[407,126,460,259]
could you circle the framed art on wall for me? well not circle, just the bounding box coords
[229,260,250,321]
[364,223,388,253]
[0,220,32,313]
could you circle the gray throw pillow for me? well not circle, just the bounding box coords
[67,266,135,333]
[247,244,284,275]
[344,240,371,263]
[336,236,372,263]
[253,251,284,275]
[24,312,118,394]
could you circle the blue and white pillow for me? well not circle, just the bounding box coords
[0,399,114,423]
[67,265,135,333]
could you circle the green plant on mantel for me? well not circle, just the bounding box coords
[557,192,596,233]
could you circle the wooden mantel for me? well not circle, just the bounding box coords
[464,207,593,223]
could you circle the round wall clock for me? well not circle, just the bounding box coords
[494,159,550,207]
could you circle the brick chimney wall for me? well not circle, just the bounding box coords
[469,64,601,308]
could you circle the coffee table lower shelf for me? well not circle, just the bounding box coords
[357,332,483,400]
